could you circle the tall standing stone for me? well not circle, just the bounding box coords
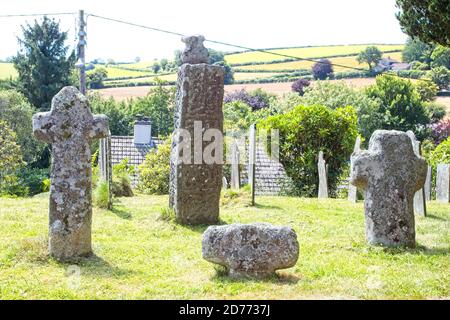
[350,130,427,248]
[424,166,432,201]
[407,131,426,216]
[169,35,224,225]
[248,124,257,205]
[32,86,109,260]
[230,140,240,189]
[318,151,328,198]
[436,163,450,203]
[348,137,361,202]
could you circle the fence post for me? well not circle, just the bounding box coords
[248,123,256,206]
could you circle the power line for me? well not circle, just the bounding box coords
[0,12,75,18]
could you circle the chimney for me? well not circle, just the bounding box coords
[133,117,152,144]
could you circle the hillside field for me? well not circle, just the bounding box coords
[0,194,448,299]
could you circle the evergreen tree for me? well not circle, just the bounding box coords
[13,16,75,111]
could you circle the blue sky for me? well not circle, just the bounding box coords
[0,0,407,62]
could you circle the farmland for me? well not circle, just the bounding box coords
[224,44,404,65]
[0,62,17,79]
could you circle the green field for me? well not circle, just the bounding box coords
[0,193,448,299]
[0,63,17,79]
[225,44,404,65]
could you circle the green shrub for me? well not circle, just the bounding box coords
[429,137,450,170]
[429,66,449,89]
[137,139,171,194]
[112,159,134,197]
[415,80,438,102]
[93,179,110,209]
[2,167,50,197]
[259,104,358,197]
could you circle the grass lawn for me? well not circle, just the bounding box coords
[225,44,404,65]
[0,194,448,299]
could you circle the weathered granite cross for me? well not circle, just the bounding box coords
[33,86,109,261]
[350,130,427,248]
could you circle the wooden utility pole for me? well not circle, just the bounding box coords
[77,10,87,94]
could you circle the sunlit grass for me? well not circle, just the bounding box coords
[0,193,448,299]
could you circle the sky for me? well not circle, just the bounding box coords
[0,0,408,62]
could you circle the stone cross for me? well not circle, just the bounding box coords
[169,35,225,225]
[318,151,328,198]
[407,131,426,216]
[230,140,240,189]
[436,163,450,203]
[350,130,427,247]
[348,137,361,202]
[33,86,109,261]
[424,166,432,201]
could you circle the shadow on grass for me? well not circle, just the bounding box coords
[381,245,450,256]
[254,203,283,210]
[211,265,299,285]
[178,218,229,234]
[111,206,133,220]
[425,214,447,221]
[58,254,136,278]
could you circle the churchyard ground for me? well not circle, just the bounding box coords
[0,193,448,299]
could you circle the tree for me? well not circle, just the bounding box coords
[0,90,44,166]
[213,61,234,84]
[357,46,382,70]
[395,0,450,46]
[152,62,161,74]
[402,37,434,65]
[291,78,310,95]
[208,49,225,64]
[365,75,431,139]
[13,16,75,111]
[311,59,333,80]
[87,67,108,89]
[160,58,168,71]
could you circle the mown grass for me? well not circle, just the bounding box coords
[237,52,403,73]
[0,63,18,79]
[0,193,448,299]
[225,44,404,65]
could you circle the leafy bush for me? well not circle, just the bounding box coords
[411,61,430,70]
[0,89,44,166]
[224,89,273,110]
[93,179,110,209]
[311,59,333,80]
[87,67,108,89]
[299,81,382,144]
[259,104,358,197]
[430,119,450,145]
[137,139,171,195]
[291,78,310,95]
[112,159,134,197]
[223,101,270,132]
[429,137,450,170]
[429,66,449,89]
[425,102,446,124]
[415,80,438,102]
[0,120,25,195]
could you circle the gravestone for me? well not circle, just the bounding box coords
[222,177,228,189]
[32,86,109,260]
[169,35,225,224]
[318,151,328,198]
[248,124,256,205]
[350,130,427,247]
[424,166,432,201]
[98,133,112,209]
[230,141,240,189]
[348,137,361,202]
[407,131,426,216]
[436,163,450,203]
